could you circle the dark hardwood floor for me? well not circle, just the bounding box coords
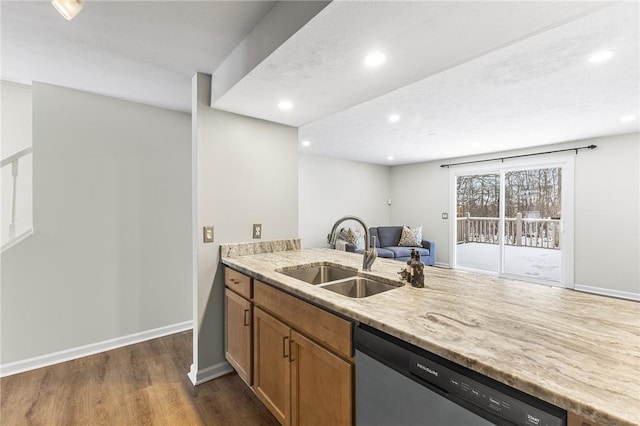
[0,331,279,425]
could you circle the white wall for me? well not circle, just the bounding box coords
[0,82,31,155]
[389,161,449,264]
[1,81,33,246]
[298,154,391,248]
[1,83,192,364]
[390,133,640,296]
[573,133,639,295]
[191,73,298,383]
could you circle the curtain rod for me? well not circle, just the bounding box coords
[440,144,597,168]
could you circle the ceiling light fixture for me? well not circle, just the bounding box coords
[388,114,400,123]
[52,0,84,20]
[620,114,636,122]
[588,50,613,64]
[387,156,394,161]
[278,100,293,110]
[364,51,386,67]
[301,140,311,147]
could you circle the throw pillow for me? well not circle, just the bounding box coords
[398,225,422,247]
[345,228,365,251]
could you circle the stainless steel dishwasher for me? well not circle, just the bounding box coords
[355,325,566,426]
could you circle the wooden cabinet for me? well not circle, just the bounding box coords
[224,289,252,385]
[254,307,291,425]
[290,330,353,426]
[253,280,354,426]
[253,280,352,359]
[568,412,604,426]
[225,268,354,426]
[224,267,253,386]
[253,307,353,426]
[225,267,252,299]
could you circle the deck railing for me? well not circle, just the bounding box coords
[457,213,561,249]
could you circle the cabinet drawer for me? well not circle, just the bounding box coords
[568,413,603,426]
[225,267,252,299]
[254,280,352,359]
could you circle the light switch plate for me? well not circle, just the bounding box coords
[442,213,449,219]
[203,226,214,243]
[253,224,262,239]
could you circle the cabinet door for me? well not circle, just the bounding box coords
[568,413,603,426]
[290,330,353,426]
[225,289,252,385]
[254,307,291,426]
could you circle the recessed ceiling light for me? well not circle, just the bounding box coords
[301,140,311,147]
[472,142,481,147]
[388,114,400,123]
[387,156,394,161]
[278,100,293,110]
[588,50,613,64]
[364,51,386,67]
[620,114,636,122]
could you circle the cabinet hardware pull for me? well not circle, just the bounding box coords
[283,336,289,358]
[289,340,296,363]
[243,309,250,326]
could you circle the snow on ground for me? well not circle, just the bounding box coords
[456,243,561,282]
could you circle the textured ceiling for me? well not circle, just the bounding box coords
[214,1,611,126]
[298,2,640,164]
[213,1,639,164]
[1,1,638,165]
[0,1,274,112]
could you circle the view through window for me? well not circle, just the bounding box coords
[456,167,563,283]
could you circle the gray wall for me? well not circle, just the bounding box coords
[1,83,192,363]
[191,73,298,382]
[298,154,391,248]
[390,132,640,296]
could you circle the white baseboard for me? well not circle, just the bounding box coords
[188,361,233,386]
[434,262,451,268]
[0,320,193,378]
[573,284,640,301]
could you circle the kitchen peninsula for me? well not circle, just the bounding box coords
[221,240,639,426]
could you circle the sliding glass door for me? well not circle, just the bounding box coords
[503,168,562,281]
[452,157,573,287]
[456,173,500,273]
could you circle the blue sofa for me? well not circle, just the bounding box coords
[345,226,435,266]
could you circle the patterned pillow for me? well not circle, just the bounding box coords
[398,226,422,247]
[345,228,365,251]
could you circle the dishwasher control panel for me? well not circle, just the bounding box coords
[409,353,564,426]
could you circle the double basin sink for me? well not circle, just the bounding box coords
[276,263,403,298]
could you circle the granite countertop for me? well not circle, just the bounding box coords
[221,246,640,426]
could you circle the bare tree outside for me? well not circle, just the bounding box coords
[456,174,500,217]
[457,168,561,219]
[456,168,562,250]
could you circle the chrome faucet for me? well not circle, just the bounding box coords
[327,215,377,271]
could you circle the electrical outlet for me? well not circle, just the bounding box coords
[253,224,262,239]
[203,226,214,243]
[442,213,449,219]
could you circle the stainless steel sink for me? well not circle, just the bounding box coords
[321,278,402,298]
[277,263,358,285]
